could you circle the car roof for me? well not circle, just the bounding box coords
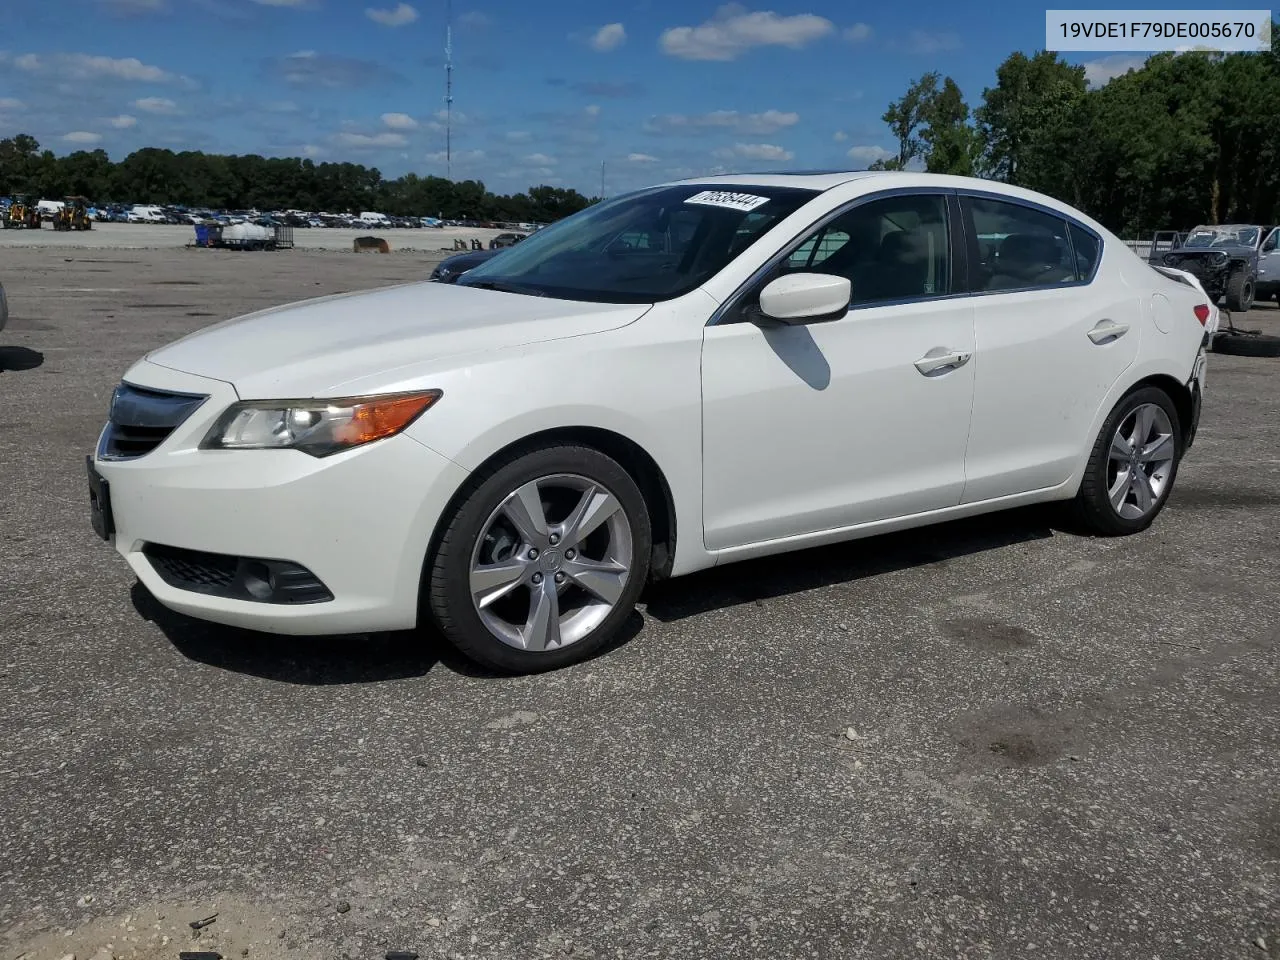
[663,170,893,191]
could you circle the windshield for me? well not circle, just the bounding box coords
[456,184,819,303]
[1183,225,1260,248]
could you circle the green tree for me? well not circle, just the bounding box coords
[975,51,1088,192]
[921,77,980,175]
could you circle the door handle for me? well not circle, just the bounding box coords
[914,349,972,375]
[1088,319,1130,344]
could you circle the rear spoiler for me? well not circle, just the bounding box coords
[1150,263,1196,287]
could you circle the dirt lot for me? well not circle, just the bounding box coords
[1,248,1278,960]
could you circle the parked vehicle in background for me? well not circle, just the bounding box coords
[1156,223,1270,311]
[128,205,167,224]
[89,171,1213,674]
[489,232,528,249]
[53,197,94,232]
[3,198,41,229]
[36,199,65,223]
[1257,226,1280,305]
[428,247,503,282]
[1146,230,1187,262]
[357,212,390,228]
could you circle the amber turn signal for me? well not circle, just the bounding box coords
[331,391,442,447]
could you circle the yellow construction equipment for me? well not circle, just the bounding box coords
[3,198,41,229]
[53,197,94,232]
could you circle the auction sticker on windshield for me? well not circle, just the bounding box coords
[684,191,770,212]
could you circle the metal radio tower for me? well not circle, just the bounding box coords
[444,0,454,181]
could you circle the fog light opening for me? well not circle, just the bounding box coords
[241,560,276,601]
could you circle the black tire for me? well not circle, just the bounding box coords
[1071,386,1183,536]
[1212,331,1280,357]
[1224,269,1254,312]
[427,444,651,673]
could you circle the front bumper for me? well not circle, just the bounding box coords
[92,360,469,635]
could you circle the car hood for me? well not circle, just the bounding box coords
[145,281,651,399]
[1168,246,1254,258]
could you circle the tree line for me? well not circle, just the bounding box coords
[0,135,594,223]
[868,23,1280,236]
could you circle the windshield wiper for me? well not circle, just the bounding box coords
[461,279,550,297]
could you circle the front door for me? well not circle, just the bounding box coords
[1259,227,1280,299]
[700,192,977,552]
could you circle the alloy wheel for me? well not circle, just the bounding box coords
[468,473,633,652]
[1106,402,1176,520]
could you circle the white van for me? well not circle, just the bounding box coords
[37,199,65,222]
[357,212,390,227]
[128,205,167,224]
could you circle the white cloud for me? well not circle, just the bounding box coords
[107,114,138,128]
[424,108,470,133]
[590,22,627,52]
[0,98,25,111]
[63,131,104,144]
[381,112,418,130]
[99,0,166,12]
[458,11,492,29]
[300,144,325,157]
[905,29,961,54]
[13,52,179,82]
[714,142,794,161]
[524,152,557,165]
[504,130,532,142]
[844,22,871,42]
[833,130,848,141]
[645,109,799,135]
[424,148,485,162]
[627,153,659,162]
[1082,54,1148,88]
[366,3,418,26]
[847,144,892,164]
[335,131,409,147]
[660,4,834,61]
[134,96,179,114]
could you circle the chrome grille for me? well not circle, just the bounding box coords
[97,382,209,461]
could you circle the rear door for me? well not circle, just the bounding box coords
[959,193,1140,504]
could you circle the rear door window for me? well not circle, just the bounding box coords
[966,197,1077,292]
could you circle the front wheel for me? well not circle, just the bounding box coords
[427,444,651,673]
[1225,270,1254,312]
[1072,387,1183,536]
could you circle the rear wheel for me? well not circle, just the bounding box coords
[428,445,651,673]
[1224,269,1254,312]
[1072,387,1182,536]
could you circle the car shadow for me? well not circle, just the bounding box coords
[131,508,1056,684]
[0,346,44,372]
[641,506,1059,622]
[130,581,645,684]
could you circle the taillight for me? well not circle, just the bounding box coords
[1193,304,1210,325]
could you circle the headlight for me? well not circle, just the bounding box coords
[200,390,441,457]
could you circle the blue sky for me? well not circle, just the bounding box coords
[2,0,1167,196]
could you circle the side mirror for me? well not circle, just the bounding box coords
[756,273,851,325]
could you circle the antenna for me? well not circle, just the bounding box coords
[444,0,453,181]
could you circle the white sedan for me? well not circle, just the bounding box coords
[88,172,1212,673]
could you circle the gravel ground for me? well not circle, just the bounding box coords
[0,222,505,253]
[1,249,1278,960]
